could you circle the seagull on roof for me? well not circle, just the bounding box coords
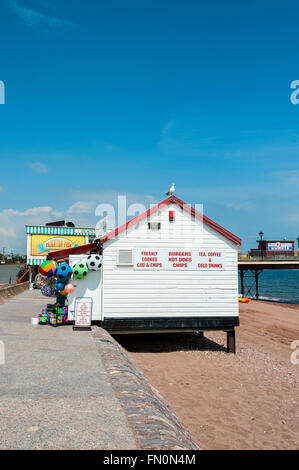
[166,183,175,196]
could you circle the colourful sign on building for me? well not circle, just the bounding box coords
[31,235,86,256]
[26,225,96,265]
[267,242,293,251]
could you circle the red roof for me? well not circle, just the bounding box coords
[47,195,241,260]
[100,195,241,245]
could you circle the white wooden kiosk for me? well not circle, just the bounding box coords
[49,196,241,352]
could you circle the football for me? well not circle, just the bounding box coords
[86,254,102,271]
[56,263,73,282]
[72,262,89,279]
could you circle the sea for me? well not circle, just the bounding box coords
[239,269,299,304]
[0,265,25,285]
[0,265,299,304]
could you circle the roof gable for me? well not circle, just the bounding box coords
[100,195,241,246]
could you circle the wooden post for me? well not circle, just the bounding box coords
[227,330,236,353]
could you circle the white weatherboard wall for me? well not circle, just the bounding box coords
[102,204,239,319]
[68,255,102,321]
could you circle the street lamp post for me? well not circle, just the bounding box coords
[259,232,264,258]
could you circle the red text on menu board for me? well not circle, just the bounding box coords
[134,250,224,270]
[136,251,162,268]
[197,251,223,269]
[168,251,192,268]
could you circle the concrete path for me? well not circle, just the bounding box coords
[0,290,137,449]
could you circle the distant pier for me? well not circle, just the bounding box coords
[238,256,299,299]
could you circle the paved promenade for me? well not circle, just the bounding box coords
[0,290,137,449]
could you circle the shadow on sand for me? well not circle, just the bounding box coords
[112,332,227,353]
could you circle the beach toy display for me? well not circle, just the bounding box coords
[38,260,57,278]
[35,254,100,329]
[72,262,88,279]
[41,283,56,297]
[86,254,102,271]
[38,304,69,326]
[56,263,73,282]
[34,273,49,288]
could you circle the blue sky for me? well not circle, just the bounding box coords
[1,0,299,253]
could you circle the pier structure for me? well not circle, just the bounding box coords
[238,257,299,299]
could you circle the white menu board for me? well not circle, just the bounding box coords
[74,297,92,329]
[133,249,225,270]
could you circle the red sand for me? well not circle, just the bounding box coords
[115,300,299,450]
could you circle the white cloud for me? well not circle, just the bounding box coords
[9,1,73,30]
[68,201,95,215]
[0,205,55,252]
[64,192,158,233]
[30,162,49,174]
[0,185,4,192]
[0,190,158,253]
[51,210,63,218]
[0,206,52,217]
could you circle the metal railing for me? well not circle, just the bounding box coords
[239,252,298,261]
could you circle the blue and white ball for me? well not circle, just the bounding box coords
[56,263,72,282]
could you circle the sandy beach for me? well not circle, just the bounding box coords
[115,300,299,450]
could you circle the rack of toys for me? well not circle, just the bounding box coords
[38,304,68,327]
[34,255,102,327]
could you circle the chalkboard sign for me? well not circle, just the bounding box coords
[73,297,92,330]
